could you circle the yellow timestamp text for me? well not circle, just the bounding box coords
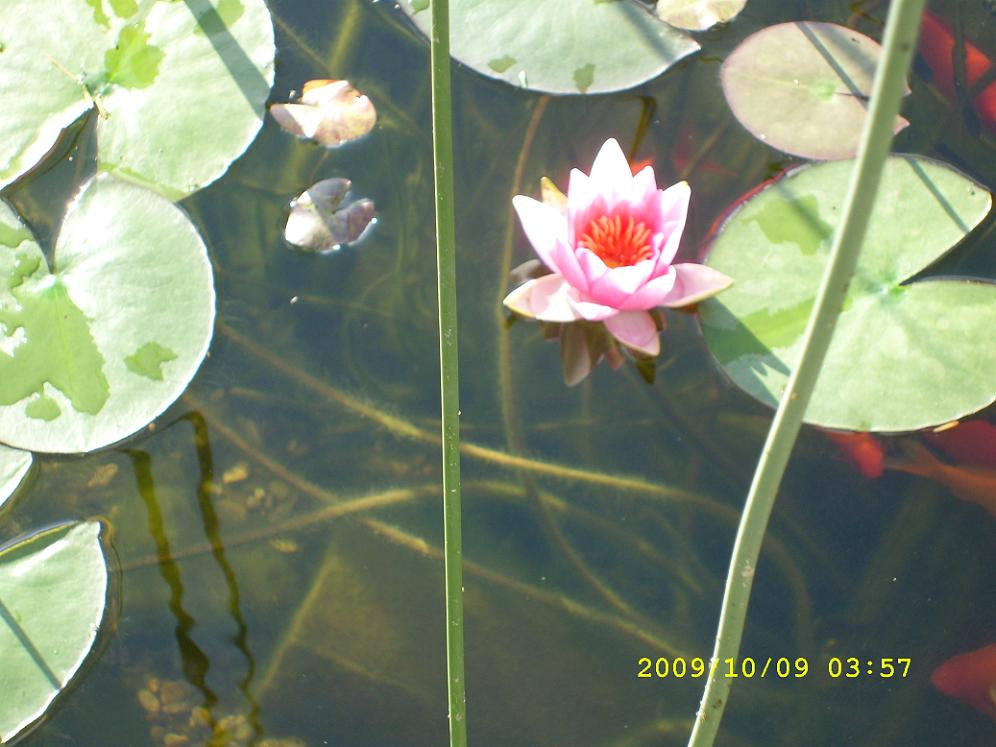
[826,656,911,678]
[637,656,912,679]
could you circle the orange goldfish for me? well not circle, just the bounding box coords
[823,429,885,479]
[918,11,996,131]
[932,642,996,721]
[926,420,996,469]
[888,441,996,518]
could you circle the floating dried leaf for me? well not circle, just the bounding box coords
[657,0,748,32]
[270,80,376,147]
[285,178,376,253]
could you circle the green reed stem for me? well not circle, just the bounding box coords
[430,1,467,745]
[686,2,927,745]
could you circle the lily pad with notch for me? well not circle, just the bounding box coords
[0,0,275,198]
[701,155,994,432]
[399,0,699,95]
[0,521,114,744]
[0,174,215,453]
[721,21,910,159]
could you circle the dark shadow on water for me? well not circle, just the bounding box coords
[126,449,218,711]
[181,410,263,741]
[124,408,264,739]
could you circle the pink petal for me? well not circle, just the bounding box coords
[624,166,665,217]
[657,264,734,307]
[658,181,691,226]
[512,196,570,274]
[568,294,619,322]
[652,182,691,265]
[567,168,603,246]
[567,168,596,210]
[631,166,658,202]
[588,138,635,205]
[575,247,610,289]
[588,259,657,307]
[548,236,590,294]
[503,275,583,322]
[617,267,679,310]
[653,225,684,270]
[604,311,660,356]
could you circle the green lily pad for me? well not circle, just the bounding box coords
[0,0,275,198]
[0,174,215,453]
[0,444,32,510]
[0,521,112,744]
[721,21,909,159]
[656,0,748,31]
[701,155,994,432]
[399,0,699,95]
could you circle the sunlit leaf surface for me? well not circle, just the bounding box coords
[0,175,215,453]
[0,444,31,510]
[0,0,275,198]
[721,21,909,159]
[702,156,994,431]
[399,0,700,94]
[270,80,376,147]
[656,0,748,31]
[0,521,112,744]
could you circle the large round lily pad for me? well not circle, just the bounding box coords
[0,521,112,744]
[0,174,215,453]
[701,155,994,432]
[0,0,275,198]
[721,22,909,159]
[0,444,31,510]
[399,0,700,94]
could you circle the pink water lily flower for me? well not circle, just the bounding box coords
[504,138,732,356]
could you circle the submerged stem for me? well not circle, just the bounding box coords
[429,1,467,745]
[686,2,927,745]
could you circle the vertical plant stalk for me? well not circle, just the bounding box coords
[687,2,926,745]
[430,1,468,745]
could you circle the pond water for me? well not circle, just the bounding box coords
[3,0,995,745]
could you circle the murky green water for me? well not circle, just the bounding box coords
[4,0,995,745]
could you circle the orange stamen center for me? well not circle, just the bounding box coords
[577,213,653,268]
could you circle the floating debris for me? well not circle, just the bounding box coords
[86,462,119,488]
[221,461,249,484]
[285,177,375,253]
[269,537,300,554]
[270,79,376,147]
[137,675,306,747]
[657,0,748,32]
